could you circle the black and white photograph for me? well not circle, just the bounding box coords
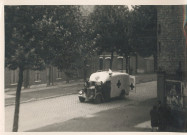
[2,2,187,133]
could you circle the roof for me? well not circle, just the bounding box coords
[89,70,128,83]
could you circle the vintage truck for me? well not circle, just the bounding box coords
[78,69,135,104]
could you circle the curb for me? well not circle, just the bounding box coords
[5,92,78,107]
[5,80,84,93]
[5,83,84,94]
[136,80,156,84]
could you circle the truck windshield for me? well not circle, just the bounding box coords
[89,81,96,86]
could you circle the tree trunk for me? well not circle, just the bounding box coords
[153,53,157,72]
[23,69,30,88]
[47,66,51,86]
[129,56,131,75]
[51,66,54,85]
[110,51,114,69]
[122,58,124,71]
[65,72,70,83]
[125,56,129,73]
[83,59,87,82]
[47,66,53,86]
[12,67,24,132]
[135,54,138,74]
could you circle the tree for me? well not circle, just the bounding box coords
[5,5,91,131]
[35,6,84,83]
[79,10,100,81]
[5,6,45,131]
[130,6,157,71]
[90,6,130,69]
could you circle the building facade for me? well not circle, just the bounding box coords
[5,53,154,88]
[157,5,187,129]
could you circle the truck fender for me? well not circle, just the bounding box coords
[94,92,104,101]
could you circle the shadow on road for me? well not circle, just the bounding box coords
[28,98,156,132]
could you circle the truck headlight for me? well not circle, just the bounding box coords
[79,90,83,94]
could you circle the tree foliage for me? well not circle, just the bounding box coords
[130,5,157,57]
[34,6,83,78]
[5,6,45,71]
[89,5,130,69]
[90,5,129,53]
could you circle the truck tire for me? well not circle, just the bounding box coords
[104,92,111,102]
[119,90,125,99]
[79,97,85,102]
[94,94,102,104]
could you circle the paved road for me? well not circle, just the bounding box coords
[30,98,156,132]
[5,81,157,132]
[5,74,156,106]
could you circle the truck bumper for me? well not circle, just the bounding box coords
[78,94,95,100]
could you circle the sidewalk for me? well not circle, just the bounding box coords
[135,73,157,84]
[5,79,84,93]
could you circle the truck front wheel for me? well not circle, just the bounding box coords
[94,94,102,104]
[79,97,85,102]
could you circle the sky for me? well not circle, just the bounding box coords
[81,5,133,15]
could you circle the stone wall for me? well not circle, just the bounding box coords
[157,5,185,75]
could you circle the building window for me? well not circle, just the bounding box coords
[56,69,62,79]
[117,56,123,70]
[11,70,17,85]
[99,57,103,70]
[158,24,161,35]
[34,71,41,82]
[158,41,161,55]
[105,57,111,70]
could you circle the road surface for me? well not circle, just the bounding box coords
[5,81,157,132]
